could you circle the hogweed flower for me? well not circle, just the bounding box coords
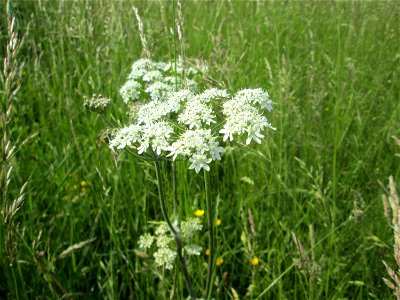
[104,59,274,174]
[138,218,203,270]
[138,233,154,250]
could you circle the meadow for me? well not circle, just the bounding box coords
[0,1,399,299]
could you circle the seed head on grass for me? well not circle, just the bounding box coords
[382,176,400,298]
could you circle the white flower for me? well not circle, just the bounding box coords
[208,141,224,160]
[220,89,275,145]
[156,234,173,249]
[181,218,203,240]
[235,88,274,111]
[119,80,141,103]
[109,124,141,149]
[197,88,229,102]
[184,245,202,256]
[189,153,212,173]
[138,121,173,155]
[155,223,170,236]
[128,58,154,80]
[145,81,173,101]
[245,127,264,145]
[178,97,216,129]
[154,61,171,72]
[138,233,155,249]
[154,247,176,270]
[219,122,235,142]
[143,70,162,83]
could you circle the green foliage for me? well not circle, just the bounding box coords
[0,1,399,299]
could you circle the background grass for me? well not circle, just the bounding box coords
[1,1,399,299]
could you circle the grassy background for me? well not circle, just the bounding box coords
[1,1,399,299]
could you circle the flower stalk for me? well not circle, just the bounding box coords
[154,159,195,299]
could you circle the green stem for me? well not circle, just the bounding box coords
[204,170,214,300]
[154,160,195,299]
[11,264,20,300]
[172,160,178,222]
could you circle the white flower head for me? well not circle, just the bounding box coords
[109,124,141,149]
[143,70,162,83]
[128,58,154,80]
[154,247,176,270]
[181,218,203,241]
[220,88,275,144]
[189,153,212,173]
[138,233,155,249]
[184,245,202,256]
[145,81,174,101]
[119,80,141,103]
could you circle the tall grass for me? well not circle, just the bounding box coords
[0,1,399,299]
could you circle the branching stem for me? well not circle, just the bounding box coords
[154,159,195,299]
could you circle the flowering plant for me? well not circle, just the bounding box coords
[86,58,274,299]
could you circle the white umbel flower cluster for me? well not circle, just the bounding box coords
[138,218,203,270]
[220,88,275,145]
[119,58,206,103]
[168,129,224,173]
[108,58,275,173]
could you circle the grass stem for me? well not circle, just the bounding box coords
[204,170,214,300]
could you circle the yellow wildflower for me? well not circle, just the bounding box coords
[216,257,223,266]
[194,209,205,217]
[205,249,210,256]
[80,180,89,187]
[251,257,259,266]
[216,219,221,226]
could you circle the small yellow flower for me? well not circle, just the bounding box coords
[216,219,221,226]
[194,209,205,217]
[205,249,210,256]
[216,257,223,266]
[251,257,259,266]
[81,180,89,187]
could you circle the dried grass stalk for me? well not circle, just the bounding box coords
[382,176,400,299]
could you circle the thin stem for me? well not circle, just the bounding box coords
[172,160,178,221]
[204,170,214,300]
[154,160,195,299]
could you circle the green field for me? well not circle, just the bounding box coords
[1,1,399,299]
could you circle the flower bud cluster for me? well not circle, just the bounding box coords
[84,94,111,114]
[138,218,203,270]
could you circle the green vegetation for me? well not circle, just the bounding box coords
[1,1,399,299]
